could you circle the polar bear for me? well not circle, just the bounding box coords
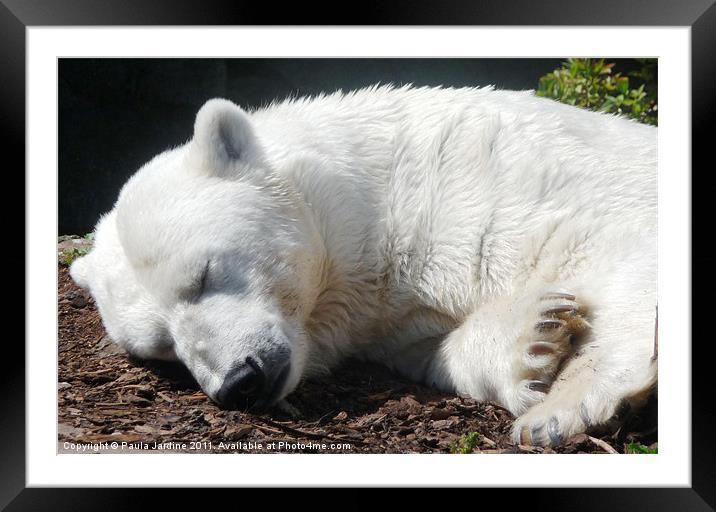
[69,85,657,446]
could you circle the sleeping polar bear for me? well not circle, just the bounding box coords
[70,85,657,446]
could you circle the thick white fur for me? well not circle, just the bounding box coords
[70,85,657,446]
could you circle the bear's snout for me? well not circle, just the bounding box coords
[215,353,291,410]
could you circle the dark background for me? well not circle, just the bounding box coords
[59,58,640,234]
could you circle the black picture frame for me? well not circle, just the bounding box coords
[7,0,715,508]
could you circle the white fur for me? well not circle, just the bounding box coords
[70,85,657,446]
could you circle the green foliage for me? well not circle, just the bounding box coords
[60,247,90,266]
[58,233,94,266]
[450,432,481,454]
[625,442,658,454]
[537,58,657,126]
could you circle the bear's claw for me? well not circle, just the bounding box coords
[535,319,565,332]
[541,292,576,301]
[543,304,579,316]
[517,415,565,446]
[521,291,590,381]
[526,380,550,392]
[528,342,559,356]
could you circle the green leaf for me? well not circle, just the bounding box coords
[536,58,657,125]
[625,442,658,454]
[450,432,482,454]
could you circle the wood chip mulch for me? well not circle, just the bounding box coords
[58,255,657,454]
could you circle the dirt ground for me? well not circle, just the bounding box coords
[57,243,657,454]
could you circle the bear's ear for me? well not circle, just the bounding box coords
[189,98,262,177]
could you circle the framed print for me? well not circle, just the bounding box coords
[9,0,716,508]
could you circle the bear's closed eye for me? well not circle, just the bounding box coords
[186,260,210,302]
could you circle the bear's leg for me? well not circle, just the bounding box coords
[425,273,656,447]
[510,299,657,447]
[425,289,590,416]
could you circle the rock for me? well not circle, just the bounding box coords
[70,294,87,308]
[58,238,93,253]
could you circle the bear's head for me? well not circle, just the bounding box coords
[70,99,325,410]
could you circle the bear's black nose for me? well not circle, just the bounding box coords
[216,357,266,409]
